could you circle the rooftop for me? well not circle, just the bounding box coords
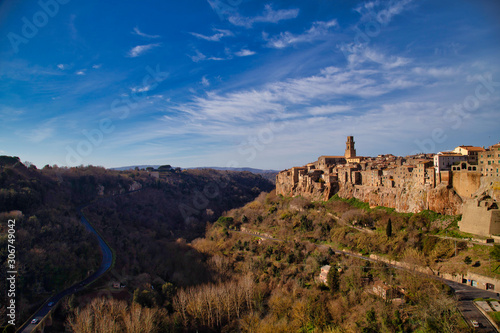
[456,146,486,152]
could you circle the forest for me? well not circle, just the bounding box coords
[57,190,472,332]
[1,156,490,332]
[0,156,273,328]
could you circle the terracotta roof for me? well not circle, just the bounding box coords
[437,152,464,157]
[458,146,486,152]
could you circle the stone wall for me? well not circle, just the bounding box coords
[369,254,500,292]
[459,199,500,236]
[452,171,482,199]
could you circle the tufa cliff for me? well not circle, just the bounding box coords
[276,137,499,216]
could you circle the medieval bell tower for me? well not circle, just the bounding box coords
[345,136,356,158]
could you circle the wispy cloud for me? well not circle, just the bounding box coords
[229,4,299,28]
[413,67,460,77]
[190,28,233,41]
[92,64,102,69]
[189,49,246,62]
[208,56,226,61]
[76,69,86,75]
[57,64,66,70]
[342,45,410,69]
[127,43,162,57]
[0,105,25,122]
[235,49,256,57]
[189,50,207,62]
[308,105,351,116]
[264,19,338,48]
[23,118,61,143]
[132,27,161,39]
[201,76,210,87]
[177,63,421,124]
[131,85,152,93]
[355,0,414,25]
[27,127,55,143]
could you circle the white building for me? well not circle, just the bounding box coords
[319,265,331,284]
[434,152,468,174]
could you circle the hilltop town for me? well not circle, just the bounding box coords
[276,136,500,237]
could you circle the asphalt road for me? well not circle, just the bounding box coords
[17,212,113,333]
[446,279,499,332]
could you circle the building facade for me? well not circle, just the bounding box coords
[479,143,500,177]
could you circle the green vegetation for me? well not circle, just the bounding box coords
[0,156,486,332]
[59,189,471,332]
[491,245,500,261]
[386,218,392,238]
[489,311,500,325]
[329,193,371,210]
[326,265,339,294]
[0,157,274,328]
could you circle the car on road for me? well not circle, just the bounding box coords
[471,320,479,328]
[31,318,39,324]
[48,302,54,307]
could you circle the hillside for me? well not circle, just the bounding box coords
[0,156,274,327]
[64,191,471,332]
[112,165,279,183]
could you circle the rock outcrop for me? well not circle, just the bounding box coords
[277,178,463,215]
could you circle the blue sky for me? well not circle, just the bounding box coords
[0,0,499,170]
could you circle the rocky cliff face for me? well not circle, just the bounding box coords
[276,177,464,215]
[335,183,463,215]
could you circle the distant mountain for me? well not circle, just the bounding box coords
[191,167,279,183]
[112,165,279,174]
[190,166,279,174]
[111,165,162,171]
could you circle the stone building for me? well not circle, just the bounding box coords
[479,143,500,177]
[459,198,500,236]
[433,152,468,174]
[276,136,498,224]
[453,145,486,164]
[319,265,331,284]
[345,136,356,158]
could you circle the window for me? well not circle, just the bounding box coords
[489,161,492,165]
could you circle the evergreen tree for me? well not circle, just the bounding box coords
[386,218,392,238]
[326,265,339,294]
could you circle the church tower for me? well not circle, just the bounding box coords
[345,136,356,158]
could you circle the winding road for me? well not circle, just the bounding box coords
[17,211,113,333]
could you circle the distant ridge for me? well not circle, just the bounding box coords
[111,165,279,174]
[111,165,162,171]
[191,166,279,174]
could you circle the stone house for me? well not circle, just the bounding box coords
[319,265,331,284]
